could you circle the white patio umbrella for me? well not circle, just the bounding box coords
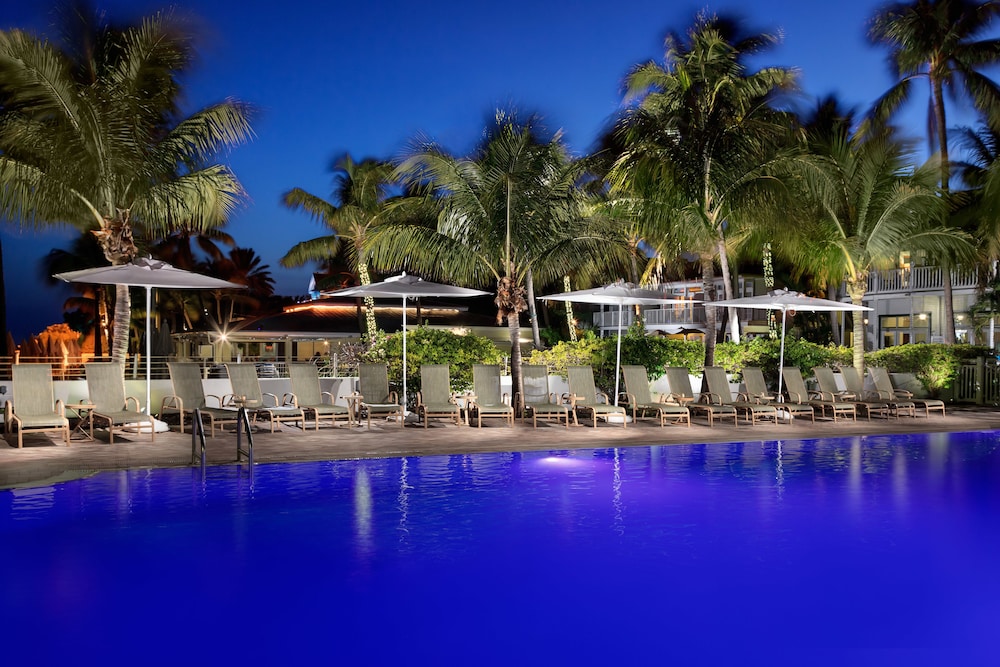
[325,274,490,411]
[705,288,871,396]
[540,281,686,405]
[54,258,244,414]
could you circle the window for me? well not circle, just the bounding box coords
[880,313,930,347]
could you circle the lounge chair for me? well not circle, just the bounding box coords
[869,367,929,417]
[516,365,570,428]
[415,364,462,428]
[621,365,690,427]
[161,362,237,436]
[468,365,514,427]
[703,366,778,425]
[224,363,307,432]
[84,363,155,443]
[782,366,856,422]
[663,367,737,427]
[567,366,626,427]
[6,364,70,448]
[816,365,890,421]
[354,364,404,428]
[741,366,814,423]
[287,362,353,429]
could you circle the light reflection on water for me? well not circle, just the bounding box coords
[1,431,998,663]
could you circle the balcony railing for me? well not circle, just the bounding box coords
[593,304,706,330]
[867,266,978,295]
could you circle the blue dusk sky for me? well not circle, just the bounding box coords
[1,0,995,340]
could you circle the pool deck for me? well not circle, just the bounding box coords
[3,406,1000,488]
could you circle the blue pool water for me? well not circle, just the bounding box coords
[3,432,999,664]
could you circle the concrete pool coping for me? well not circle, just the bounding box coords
[3,405,1000,489]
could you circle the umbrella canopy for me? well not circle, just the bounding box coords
[54,258,244,413]
[541,281,685,405]
[705,288,870,395]
[325,274,490,412]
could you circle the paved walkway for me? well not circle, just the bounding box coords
[3,407,1000,489]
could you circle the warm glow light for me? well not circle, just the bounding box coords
[539,456,588,468]
[918,313,927,321]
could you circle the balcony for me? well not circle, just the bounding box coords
[593,303,706,330]
[866,267,978,295]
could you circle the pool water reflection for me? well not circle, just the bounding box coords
[2,431,998,663]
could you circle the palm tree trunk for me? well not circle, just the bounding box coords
[525,270,543,350]
[508,314,523,415]
[701,254,718,368]
[932,76,957,345]
[717,238,740,343]
[563,276,577,342]
[847,276,867,373]
[111,283,131,364]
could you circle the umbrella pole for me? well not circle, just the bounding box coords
[614,302,623,406]
[146,286,152,416]
[777,308,787,397]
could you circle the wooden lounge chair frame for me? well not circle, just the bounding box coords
[7,364,70,448]
[516,365,570,428]
[287,362,353,429]
[815,365,891,421]
[703,366,778,425]
[867,367,925,418]
[161,362,238,436]
[415,364,462,428]
[468,364,514,427]
[224,363,307,432]
[85,362,156,443]
[741,366,814,423]
[566,366,626,428]
[353,364,404,428]
[663,367,737,427]
[782,366,856,422]
[621,365,690,427]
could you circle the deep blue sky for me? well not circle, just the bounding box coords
[1,0,990,340]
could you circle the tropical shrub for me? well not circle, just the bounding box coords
[362,327,503,398]
[865,343,990,395]
[715,337,852,388]
[526,326,703,392]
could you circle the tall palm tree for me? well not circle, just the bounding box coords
[206,247,274,328]
[868,0,1000,343]
[791,130,973,370]
[607,12,797,366]
[280,155,401,343]
[370,111,617,401]
[0,7,252,362]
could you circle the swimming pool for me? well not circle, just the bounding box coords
[3,431,998,664]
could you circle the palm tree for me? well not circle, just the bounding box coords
[280,155,401,343]
[607,12,797,366]
[868,0,1000,343]
[206,247,275,329]
[369,111,617,401]
[790,129,973,370]
[0,7,252,362]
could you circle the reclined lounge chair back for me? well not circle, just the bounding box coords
[814,365,889,421]
[567,366,625,428]
[288,362,353,428]
[225,363,306,432]
[868,367,930,417]
[742,367,813,423]
[416,364,461,428]
[703,366,777,425]
[85,362,155,443]
[517,365,569,428]
[781,366,855,422]
[355,364,403,427]
[621,365,689,427]
[8,364,70,448]
[162,362,236,436]
[469,365,513,427]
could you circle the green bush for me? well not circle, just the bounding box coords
[526,325,703,392]
[715,337,852,388]
[865,343,990,395]
[362,327,503,399]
